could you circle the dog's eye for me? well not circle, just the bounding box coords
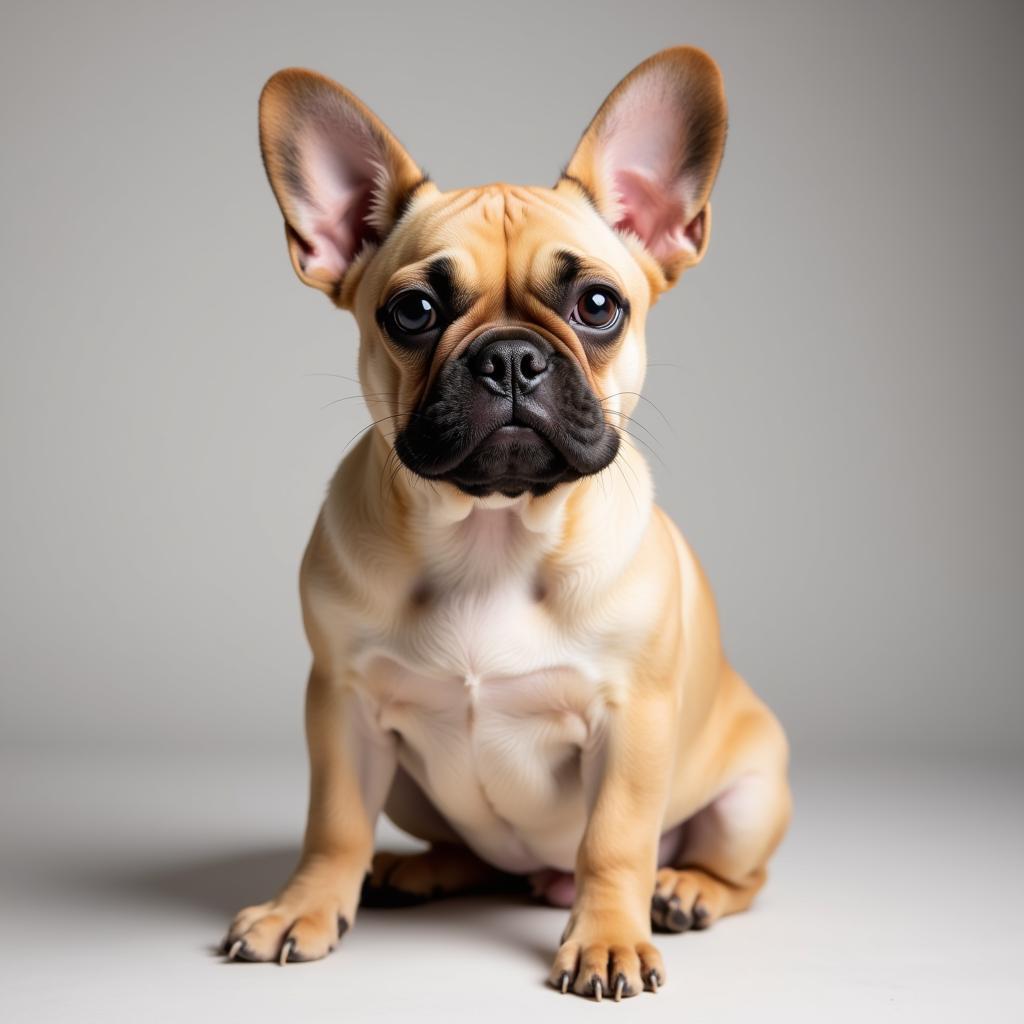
[388,292,438,336]
[572,288,620,329]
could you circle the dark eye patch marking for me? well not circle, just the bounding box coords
[537,248,585,314]
[426,255,474,322]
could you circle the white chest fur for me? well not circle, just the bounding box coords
[349,507,609,872]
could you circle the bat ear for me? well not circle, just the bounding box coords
[561,47,727,285]
[259,68,426,296]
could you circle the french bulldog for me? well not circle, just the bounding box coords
[223,46,791,1001]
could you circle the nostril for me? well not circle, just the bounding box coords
[520,350,547,379]
[474,351,505,381]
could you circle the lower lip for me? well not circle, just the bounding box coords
[485,425,541,443]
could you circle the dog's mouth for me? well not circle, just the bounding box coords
[393,329,619,498]
[444,420,573,498]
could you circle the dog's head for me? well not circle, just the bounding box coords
[259,48,726,499]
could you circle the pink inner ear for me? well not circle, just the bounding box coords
[613,168,699,262]
[291,130,378,281]
[597,69,705,262]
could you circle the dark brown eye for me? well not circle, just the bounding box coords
[572,288,620,329]
[389,292,438,336]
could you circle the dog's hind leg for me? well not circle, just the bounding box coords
[652,685,791,933]
[362,843,524,905]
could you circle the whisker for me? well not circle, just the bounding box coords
[338,412,424,459]
[320,393,414,411]
[600,391,675,435]
[609,410,662,449]
[303,371,363,385]
[611,451,639,513]
[613,435,647,486]
[384,436,434,502]
[614,425,666,468]
[385,446,413,504]
[378,444,400,503]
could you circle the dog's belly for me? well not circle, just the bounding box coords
[354,637,606,873]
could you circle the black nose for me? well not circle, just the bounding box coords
[469,337,550,397]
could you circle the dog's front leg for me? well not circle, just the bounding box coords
[551,689,675,1000]
[224,668,395,963]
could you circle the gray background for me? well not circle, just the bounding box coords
[2,0,1022,758]
[1,3,1022,1021]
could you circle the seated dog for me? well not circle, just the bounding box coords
[224,47,791,1001]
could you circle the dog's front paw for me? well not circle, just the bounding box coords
[222,893,349,965]
[549,915,665,1001]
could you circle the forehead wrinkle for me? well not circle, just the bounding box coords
[426,186,492,224]
[508,184,597,226]
[433,186,507,231]
[391,188,497,266]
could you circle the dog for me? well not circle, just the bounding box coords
[223,46,791,1001]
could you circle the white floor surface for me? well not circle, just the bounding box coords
[2,747,1021,1022]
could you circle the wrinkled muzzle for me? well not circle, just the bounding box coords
[394,326,619,498]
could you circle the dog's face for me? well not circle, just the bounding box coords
[259,49,727,499]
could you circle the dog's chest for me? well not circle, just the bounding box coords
[351,509,607,871]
